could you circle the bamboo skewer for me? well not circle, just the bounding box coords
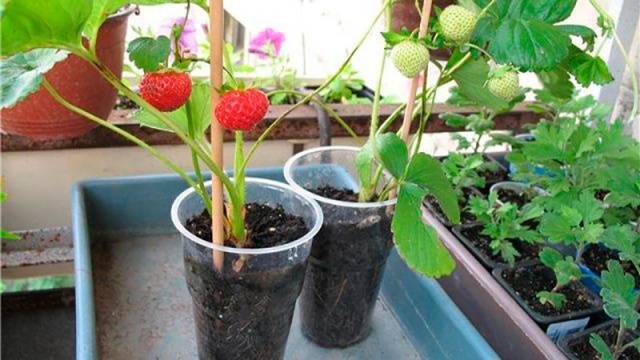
[399,0,433,143]
[209,0,225,271]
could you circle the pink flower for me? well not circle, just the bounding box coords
[160,17,199,57]
[249,28,285,59]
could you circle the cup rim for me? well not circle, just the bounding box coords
[489,181,548,196]
[283,145,397,208]
[170,177,323,255]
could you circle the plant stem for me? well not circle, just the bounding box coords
[42,79,210,208]
[186,100,212,214]
[613,321,626,358]
[241,0,393,172]
[232,131,247,243]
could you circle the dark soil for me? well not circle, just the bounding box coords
[186,202,308,248]
[583,246,640,286]
[113,94,139,110]
[308,186,360,202]
[459,226,540,267]
[496,188,535,208]
[501,264,598,317]
[566,324,640,360]
[478,159,509,184]
[182,203,310,359]
[595,189,610,201]
[300,185,394,347]
[425,187,478,226]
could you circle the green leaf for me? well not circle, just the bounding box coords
[381,31,410,46]
[450,58,510,111]
[557,25,597,51]
[600,260,640,330]
[1,0,93,56]
[135,81,210,135]
[576,191,603,224]
[554,258,582,286]
[375,133,408,179]
[473,0,577,71]
[392,183,455,277]
[589,334,614,360]
[0,49,68,109]
[537,68,574,100]
[440,113,471,128]
[1,230,19,241]
[406,153,460,225]
[539,247,563,268]
[127,36,171,72]
[537,291,566,309]
[540,213,574,243]
[570,54,614,87]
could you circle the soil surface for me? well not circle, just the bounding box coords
[114,94,139,110]
[459,226,540,267]
[309,186,360,202]
[300,185,394,347]
[501,264,598,317]
[595,189,610,201]
[496,188,535,208]
[566,324,640,360]
[182,203,310,359]
[583,245,640,285]
[425,187,478,225]
[478,159,509,184]
[186,202,309,248]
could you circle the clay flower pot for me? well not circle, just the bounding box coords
[0,7,135,140]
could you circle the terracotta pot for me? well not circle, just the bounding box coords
[390,0,455,61]
[0,8,135,140]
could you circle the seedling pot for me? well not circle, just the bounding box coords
[171,178,323,359]
[489,181,547,200]
[493,263,603,335]
[558,320,640,359]
[284,146,397,347]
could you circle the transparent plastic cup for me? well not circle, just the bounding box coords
[171,178,323,360]
[284,146,397,347]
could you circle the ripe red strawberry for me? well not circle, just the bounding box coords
[139,71,192,112]
[215,88,269,131]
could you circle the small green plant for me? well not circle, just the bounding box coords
[0,190,18,241]
[539,191,605,265]
[319,64,371,104]
[467,191,543,265]
[590,261,640,360]
[601,224,640,276]
[441,153,486,196]
[536,247,583,309]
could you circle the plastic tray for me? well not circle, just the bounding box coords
[71,169,498,359]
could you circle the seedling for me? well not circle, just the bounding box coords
[467,191,543,265]
[590,261,640,359]
[537,247,583,309]
[319,64,371,104]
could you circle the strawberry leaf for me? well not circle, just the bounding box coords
[472,0,577,71]
[1,0,92,56]
[449,56,510,111]
[392,182,455,277]
[375,133,408,179]
[405,153,460,225]
[127,36,172,73]
[0,49,68,109]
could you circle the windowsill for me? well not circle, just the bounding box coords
[1,103,540,152]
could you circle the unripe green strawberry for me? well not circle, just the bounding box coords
[487,69,520,101]
[440,5,478,44]
[390,41,430,78]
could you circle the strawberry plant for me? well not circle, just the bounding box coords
[467,191,543,265]
[0,0,383,248]
[590,261,640,360]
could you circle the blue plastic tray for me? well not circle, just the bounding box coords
[71,168,498,359]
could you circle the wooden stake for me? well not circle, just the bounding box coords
[209,0,225,271]
[399,0,433,143]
